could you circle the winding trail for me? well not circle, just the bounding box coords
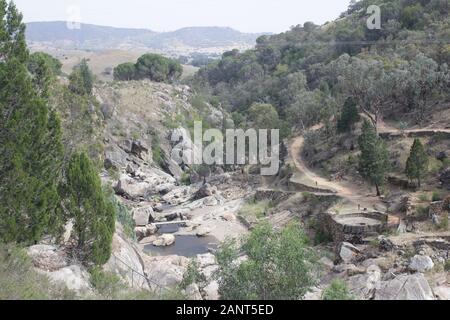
[288,119,450,217]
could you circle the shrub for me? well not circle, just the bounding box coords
[432,192,444,202]
[89,266,123,299]
[179,259,205,289]
[322,279,354,300]
[444,260,450,272]
[215,223,318,300]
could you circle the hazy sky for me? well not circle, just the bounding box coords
[12,0,351,33]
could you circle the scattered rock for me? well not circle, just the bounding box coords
[153,234,175,247]
[378,236,395,251]
[409,255,434,273]
[339,242,361,264]
[133,206,154,226]
[27,245,67,272]
[194,184,216,200]
[347,264,381,300]
[196,227,211,237]
[142,255,189,289]
[375,273,434,300]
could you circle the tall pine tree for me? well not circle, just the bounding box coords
[337,97,360,133]
[358,120,390,196]
[405,138,428,188]
[0,1,64,243]
[62,152,115,265]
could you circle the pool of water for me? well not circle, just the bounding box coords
[144,235,218,258]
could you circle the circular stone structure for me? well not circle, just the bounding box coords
[325,211,388,242]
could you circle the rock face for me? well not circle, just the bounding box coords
[133,206,154,226]
[27,245,67,272]
[347,265,382,300]
[142,255,189,289]
[103,227,149,290]
[43,265,92,292]
[375,273,434,300]
[115,174,149,200]
[104,145,128,170]
[339,242,361,264]
[153,234,175,247]
[409,255,434,273]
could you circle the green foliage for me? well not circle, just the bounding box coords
[69,59,94,95]
[444,260,450,272]
[322,279,354,300]
[337,97,360,133]
[113,62,136,81]
[113,196,135,240]
[0,1,65,244]
[27,52,62,95]
[215,223,318,300]
[180,259,205,289]
[238,200,271,220]
[89,266,123,299]
[432,191,444,202]
[136,53,182,82]
[0,244,75,300]
[405,139,429,187]
[61,152,116,265]
[358,120,390,196]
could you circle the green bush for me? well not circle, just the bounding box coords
[179,259,205,289]
[89,266,123,299]
[322,279,354,300]
[432,192,444,202]
[444,260,450,272]
[215,223,318,300]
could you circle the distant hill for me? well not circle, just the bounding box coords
[25,22,266,53]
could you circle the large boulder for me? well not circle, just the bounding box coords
[104,145,128,170]
[339,242,361,264]
[170,128,202,165]
[153,234,175,247]
[133,206,154,226]
[375,273,434,300]
[347,265,382,300]
[142,255,189,289]
[27,245,67,272]
[115,174,149,200]
[409,255,434,273]
[43,265,92,292]
[185,283,203,300]
[103,227,149,290]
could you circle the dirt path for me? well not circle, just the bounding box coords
[289,134,383,213]
[289,120,450,214]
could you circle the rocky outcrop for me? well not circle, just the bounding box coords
[339,242,362,264]
[42,265,92,292]
[347,265,382,300]
[103,227,149,290]
[153,234,175,247]
[375,273,434,300]
[142,255,189,289]
[408,255,434,273]
[27,245,67,272]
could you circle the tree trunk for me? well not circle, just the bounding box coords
[375,184,381,197]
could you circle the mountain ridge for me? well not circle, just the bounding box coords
[25,21,268,51]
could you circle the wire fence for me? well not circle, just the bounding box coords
[110,253,169,297]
